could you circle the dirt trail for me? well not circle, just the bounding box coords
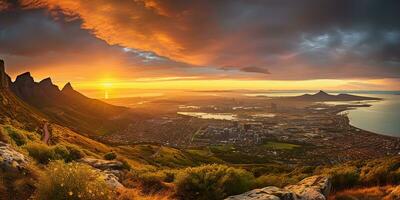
[43,122,50,144]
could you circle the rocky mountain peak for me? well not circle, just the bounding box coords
[39,77,53,87]
[315,90,329,96]
[15,72,34,85]
[38,77,60,94]
[0,59,7,88]
[62,82,74,92]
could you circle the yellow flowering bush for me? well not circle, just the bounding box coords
[36,161,114,200]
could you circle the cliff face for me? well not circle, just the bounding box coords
[0,60,11,89]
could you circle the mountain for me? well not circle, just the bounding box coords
[290,90,381,101]
[0,60,45,130]
[5,61,140,137]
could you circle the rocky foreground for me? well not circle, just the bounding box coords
[225,175,331,200]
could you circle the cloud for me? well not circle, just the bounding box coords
[1,0,399,80]
[240,66,270,74]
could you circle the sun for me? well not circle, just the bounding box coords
[100,82,113,99]
[102,82,113,89]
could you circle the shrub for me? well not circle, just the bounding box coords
[25,143,85,164]
[359,158,400,186]
[6,126,27,146]
[324,165,360,190]
[36,161,114,200]
[53,145,70,160]
[137,173,169,194]
[104,152,117,160]
[254,174,297,188]
[118,158,131,170]
[64,144,85,162]
[25,143,56,164]
[163,171,175,183]
[174,164,254,200]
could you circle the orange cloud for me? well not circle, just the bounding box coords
[14,0,400,81]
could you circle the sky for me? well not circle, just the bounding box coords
[0,0,400,97]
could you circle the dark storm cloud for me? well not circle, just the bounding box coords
[0,6,206,79]
[3,0,400,79]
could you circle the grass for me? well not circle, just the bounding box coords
[174,164,254,200]
[330,185,400,200]
[210,144,235,152]
[263,141,301,150]
[184,148,226,164]
[0,125,40,146]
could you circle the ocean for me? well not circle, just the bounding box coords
[246,91,400,137]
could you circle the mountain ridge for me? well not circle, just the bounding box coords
[1,59,136,137]
[291,90,381,101]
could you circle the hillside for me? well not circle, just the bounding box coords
[9,69,145,137]
[0,61,46,130]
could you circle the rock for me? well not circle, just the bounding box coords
[225,176,330,200]
[285,176,331,200]
[82,158,125,189]
[80,158,126,189]
[225,186,298,200]
[0,60,9,88]
[0,141,28,172]
[79,157,124,170]
[102,170,124,189]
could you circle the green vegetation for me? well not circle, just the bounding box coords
[174,164,254,200]
[63,144,85,162]
[25,143,56,164]
[104,152,117,160]
[317,157,400,191]
[210,144,235,152]
[254,174,298,188]
[322,165,360,190]
[0,125,40,146]
[4,126,28,146]
[263,141,300,150]
[184,148,225,164]
[135,172,171,194]
[24,143,85,164]
[36,161,114,200]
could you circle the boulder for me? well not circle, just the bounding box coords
[79,157,124,170]
[0,141,28,172]
[285,176,331,200]
[101,170,124,189]
[225,186,298,200]
[225,176,331,200]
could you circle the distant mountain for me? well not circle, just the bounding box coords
[290,90,381,101]
[1,60,142,137]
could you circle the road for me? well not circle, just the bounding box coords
[43,122,50,145]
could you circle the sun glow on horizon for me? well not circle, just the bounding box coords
[66,78,400,99]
